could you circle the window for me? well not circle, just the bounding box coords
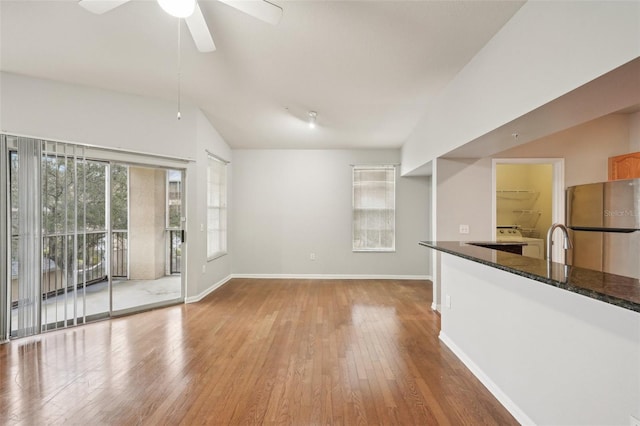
[352,165,396,252]
[207,154,227,259]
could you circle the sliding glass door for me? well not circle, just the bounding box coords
[2,135,186,339]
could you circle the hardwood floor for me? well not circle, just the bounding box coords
[1,279,518,425]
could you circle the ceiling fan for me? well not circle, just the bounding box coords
[78,0,283,53]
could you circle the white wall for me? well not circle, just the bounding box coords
[435,114,632,246]
[402,1,640,175]
[440,253,640,425]
[630,111,640,152]
[498,113,631,187]
[232,149,430,277]
[0,72,198,156]
[0,72,233,298]
[435,157,494,242]
[191,110,233,296]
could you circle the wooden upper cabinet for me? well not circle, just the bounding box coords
[608,152,640,180]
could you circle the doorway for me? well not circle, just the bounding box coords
[2,135,186,339]
[492,158,565,260]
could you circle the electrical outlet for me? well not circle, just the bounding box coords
[445,295,452,309]
[630,415,640,426]
[459,224,470,234]
[202,265,206,274]
[200,223,204,232]
[309,252,316,261]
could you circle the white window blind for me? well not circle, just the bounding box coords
[352,166,396,252]
[207,154,227,259]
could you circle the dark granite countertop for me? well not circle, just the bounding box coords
[419,241,640,314]
[467,241,527,246]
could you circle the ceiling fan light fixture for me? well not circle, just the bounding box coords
[158,0,196,18]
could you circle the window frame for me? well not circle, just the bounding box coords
[351,165,397,253]
[206,154,228,261]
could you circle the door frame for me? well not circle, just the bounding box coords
[1,136,9,342]
[491,158,565,261]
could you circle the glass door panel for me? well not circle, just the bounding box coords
[76,159,110,321]
[110,165,184,314]
[167,169,183,275]
[40,144,110,331]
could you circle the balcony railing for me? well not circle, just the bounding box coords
[169,230,182,274]
[111,230,128,278]
[10,232,109,305]
[10,228,182,308]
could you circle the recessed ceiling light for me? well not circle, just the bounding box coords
[309,111,317,129]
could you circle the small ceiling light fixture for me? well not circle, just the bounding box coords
[158,0,196,18]
[308,111,317,129]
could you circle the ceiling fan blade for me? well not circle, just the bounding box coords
[217,0,282,26]
[78,0,131,15]
[185,3,216,53]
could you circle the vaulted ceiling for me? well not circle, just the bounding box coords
[0,0,525,149]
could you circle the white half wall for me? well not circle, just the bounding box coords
[440,253,640,425]
[0,72,233,298]
[401,1,640,175]
[232,149,430,277]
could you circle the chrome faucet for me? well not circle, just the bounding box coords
[546,223,573,264]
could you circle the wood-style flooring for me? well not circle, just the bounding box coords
[1,278,518,425]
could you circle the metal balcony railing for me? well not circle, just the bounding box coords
[169,230,182,274]
[111,230,128,278]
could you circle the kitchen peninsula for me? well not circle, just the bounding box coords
[420,241,640,426]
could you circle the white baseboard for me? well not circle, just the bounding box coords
[185,275,233,303]
[438,332,535,426]
[231,273,432,281]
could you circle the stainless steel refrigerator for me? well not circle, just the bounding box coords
[566,178,640,279]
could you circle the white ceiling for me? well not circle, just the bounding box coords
[0,0,525,149]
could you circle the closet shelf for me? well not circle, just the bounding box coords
[496,190,539,201]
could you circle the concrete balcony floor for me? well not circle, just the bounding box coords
[11,275,182,331]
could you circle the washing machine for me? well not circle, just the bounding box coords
[496,228,545,259]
